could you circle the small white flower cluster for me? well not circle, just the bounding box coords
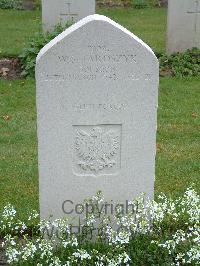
[0,205,39,236]
[107,252,131,266]
[73,249,91,260]
[158,224,200,265]
[0,204,17,232]
[70,249,130,266]
[103,195,152,246]
[91,191,104,204]
[182,187,200,223]
[2,204,16,220]
[154,188,200,265]
[0,187,199,265]
[28,210,39,221]
[148,193,180,223]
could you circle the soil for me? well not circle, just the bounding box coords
[0,240,6,266]
[160,68,173,77]
[22,0,35,10]
[0,58,22,80]
[158,0,168,7]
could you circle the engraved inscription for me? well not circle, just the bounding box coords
[87,45,110,53]
[73,125,121,175]
[39,43,154,82]
[73,103,126,112]
[58,54,137,64]
[40,73,152,82]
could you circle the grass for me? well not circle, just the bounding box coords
[0,79,38,218]
[0,7,199,219]
[156,77,200,198]
[0,9,41,57]
[0,7,166,58]
[98,7,167,53]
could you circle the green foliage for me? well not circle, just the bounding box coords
[19,24,71,77]
[0,0,22,9]
[131,0,159,8]
[97,0,158,8]
[132,0,147,8]
[128,235,173,265]
[34,0,41,9]
[158,48,200,78]
[0,9,41,57]
[0,0,41,10]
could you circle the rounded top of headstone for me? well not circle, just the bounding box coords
[37,14,157,63]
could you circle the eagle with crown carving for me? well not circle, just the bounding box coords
[75,127,119,173]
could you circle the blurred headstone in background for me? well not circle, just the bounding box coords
[42,0,95,32]
[167,0,200,54]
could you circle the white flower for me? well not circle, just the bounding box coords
[91,191,104,203]
[0,188,199,266]
[21,242,37,260]
[6,247,20,264]
[49,256,62,266]
[28,210,39,221]
[2,204,16,220]
[73,249,91,260]
[86,213,96,226]
[38,240,53,259]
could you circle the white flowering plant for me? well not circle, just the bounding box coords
[0,187,199,265]
[0,205,39,237]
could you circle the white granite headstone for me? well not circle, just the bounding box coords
[36,15,159,221]
[42,0,95,32]
[167,0,200,54]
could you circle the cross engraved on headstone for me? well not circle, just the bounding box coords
[60,2,78,23]
[187,0,200,44]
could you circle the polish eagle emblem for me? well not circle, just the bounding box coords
[75,127,119,173]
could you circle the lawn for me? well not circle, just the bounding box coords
[0,79,38,217]
[0,7,199,219]
[98,7,167,53]
[0,7,166,58]
[0,9,41,57]
[156,78,200,198]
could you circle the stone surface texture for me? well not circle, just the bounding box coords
[167,0,200,54]
[36,15,159,221]
[42,0,95,32]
